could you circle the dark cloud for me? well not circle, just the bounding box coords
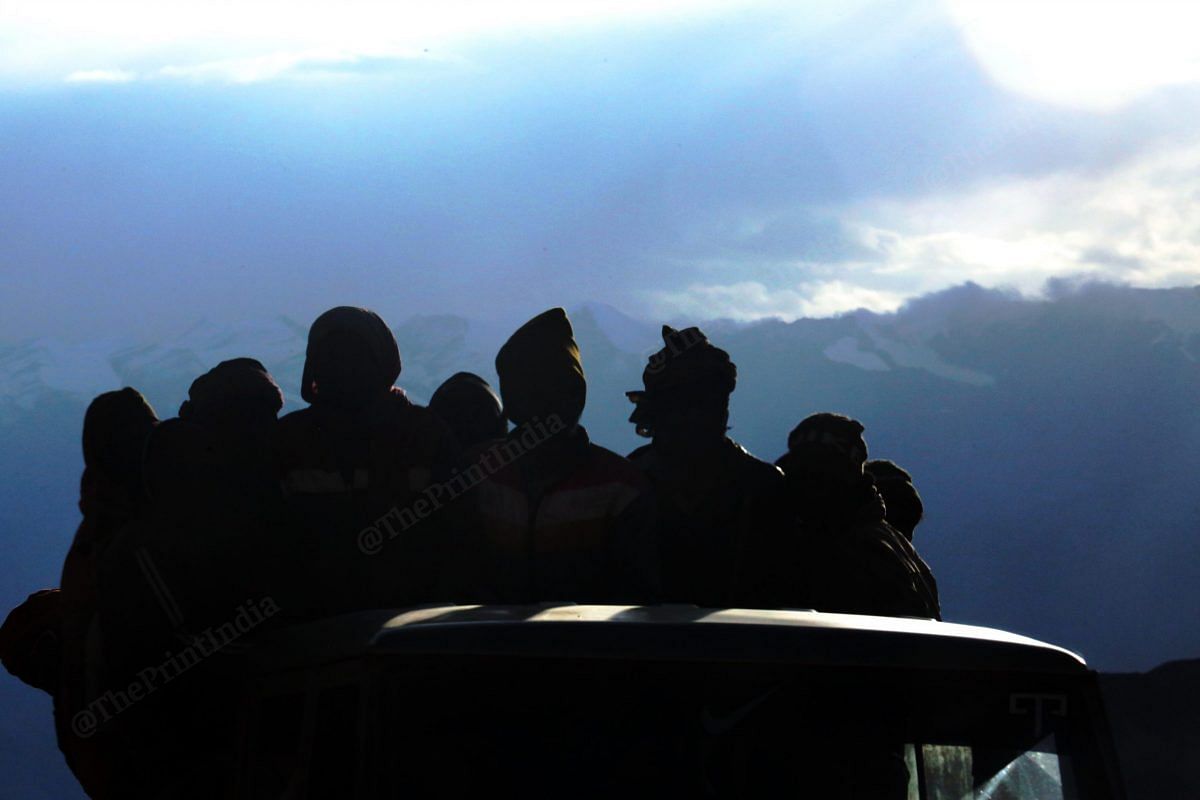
[1078,246,1146,271]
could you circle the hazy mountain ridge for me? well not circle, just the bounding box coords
[1100,657,1200,800]
[2,282,1194,417]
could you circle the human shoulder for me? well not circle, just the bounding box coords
[271,408,324,469]
[583,441,651,492]
[726,438,785,485]
[145,417,207,456]
[626,442,654,469]
[384,396,457,453]
[275,406,317,434]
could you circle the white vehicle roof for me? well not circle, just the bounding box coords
[248,604,1088,676]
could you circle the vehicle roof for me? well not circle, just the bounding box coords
[247,604,1088,676]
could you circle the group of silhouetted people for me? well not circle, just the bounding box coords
[1,305,938,798]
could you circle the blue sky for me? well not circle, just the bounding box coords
[3,0,1200,338]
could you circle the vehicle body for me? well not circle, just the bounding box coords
[234,605,1125,798]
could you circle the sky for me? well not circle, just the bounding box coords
[3,0,1200,338]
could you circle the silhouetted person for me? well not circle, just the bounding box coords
[107,359,287,646]
[54,388,158,798]
[865,458,939,608]
[766,413,940,619]
[81,364,287,798]
[147,357,283,503]
[105,359,284,631]
[429,371,507,452]
[474,308,659,603]
[0,588,60,694]
[865,459,921,542]
[625,325,785,607]
[273,306,460,615]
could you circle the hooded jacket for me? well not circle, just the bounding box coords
[475,309,659,603]
[274,308,459,615]
[473,424,660,604]
[57,388,158,798]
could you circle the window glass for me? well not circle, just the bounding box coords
[922,735,1065,800]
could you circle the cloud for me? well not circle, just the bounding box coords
[0,0,754,83]
[668,209,875,264]
[64,68,136,83]
[652,280,905,321]
[157,48,440,84]
[851,139,1200,295]
[647,138,1200,322]
[60,51,444,86]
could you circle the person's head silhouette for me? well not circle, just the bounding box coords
[82,387,159,483]
[495,308,585,430]
[776,412,868,486]
[626,325,736,457]
[429,371,506,448]
[866,459,924,541]
[180,358,283,430]
[301,306,401,412]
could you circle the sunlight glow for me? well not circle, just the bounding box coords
[947,0,1200,110]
